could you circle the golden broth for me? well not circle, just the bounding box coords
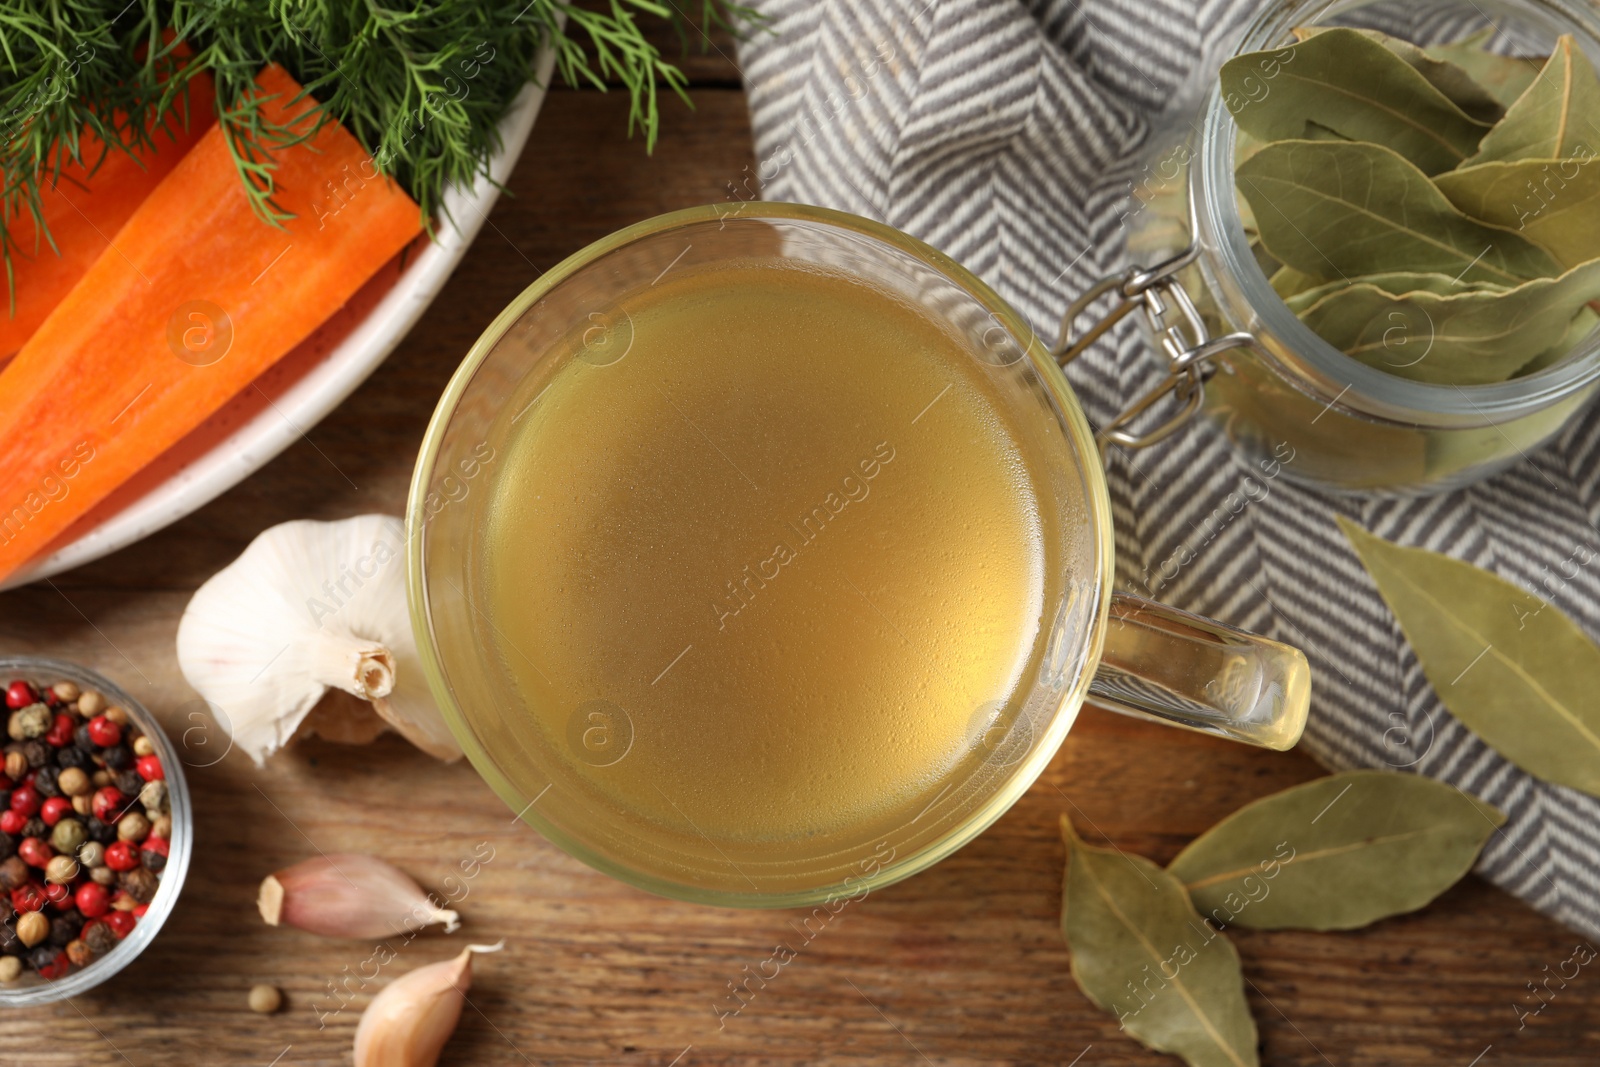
[473,261,1062,850]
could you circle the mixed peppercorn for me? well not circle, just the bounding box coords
[0,677,170,984]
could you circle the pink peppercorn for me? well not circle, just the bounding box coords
[17,837,51,868]
[42,882,69,907]
[74,882,110,919]
[91,787,125,822]
[104,841,138,872]
[86,715,121,748]
[135,755,163,782]
[39,797,72,827]
[0,811,24,835]
[5,681,37,709]
[104,911,135,938]
[10,784,39,818]
[10,883,44,912]
[43,713,75,748]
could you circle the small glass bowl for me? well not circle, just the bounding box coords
[0,657,191,1005]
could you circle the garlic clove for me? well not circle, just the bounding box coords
[293,690,392,746]
[176,515,462,765]
[354,941,504,1067]
[258,853,460,939]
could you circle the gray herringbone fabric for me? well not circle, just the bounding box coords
[734,0,1600,938]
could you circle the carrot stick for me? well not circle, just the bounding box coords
[1,71,217,356]
[0,64,421,580]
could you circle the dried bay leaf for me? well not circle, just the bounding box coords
[1283,271,1503,314]
[1294,260,1600,383]
[1060,818,1258,1067]
[1518,306,1599,375]
[1434,155,1600,270]
[1426,30,1546,109]
[1168,771,1505,932]
[1338,517,1600,798]
[1294,26,1505,123]
[1301,120,1349,141]
[1250,240,1283,282]
[1222,28,1490,175]
[1269,266,1321,300]
[1467,37,1600,165]
[1238,140,1562,285]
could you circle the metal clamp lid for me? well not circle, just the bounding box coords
[1054,245,1264,450]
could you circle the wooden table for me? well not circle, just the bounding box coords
[4,34,1598,1067]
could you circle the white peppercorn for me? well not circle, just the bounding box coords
[249,984,283,1014]
[138,779,168,815]
[116,812,151,843]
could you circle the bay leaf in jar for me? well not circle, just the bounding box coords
[1519,308,1600,375]
[1424,30,1546,109]
[1238,139,1562,285]
[1292,26,1505,124]
[1228,28,1600,388]
[1292,259,1600,384]
[1466,37,1600,165]
[1435,154,1600,270]
[1221,27,1491,174]
[1283,272,1505,313]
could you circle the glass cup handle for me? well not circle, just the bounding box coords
[1088,593,1310,751]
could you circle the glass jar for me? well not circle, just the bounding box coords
[1098,0,1600,495]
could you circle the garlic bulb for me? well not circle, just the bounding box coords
[354,942,504,1067]
[258,853,460,939]
[176,515,461,765]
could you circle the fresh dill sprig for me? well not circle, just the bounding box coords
[0,0,759,294]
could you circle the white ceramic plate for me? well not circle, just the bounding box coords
[4,63,554,590]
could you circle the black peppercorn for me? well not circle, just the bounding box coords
[48,911,82,947]
[20,739,48,768]
[119,867,159,904]
[101,745,131,771]
[141,848,166,873]
[0,834,12,862]
[82,921,116,956]
[83,817,116,844]
[19,818,44,839]
[113,769,142,797]
[0,789,9,811]
[73,724,93,750]
[0,924,20,956]
[28,945,57,971]
[32,765,60,798]
[0,856,26,891]
[54,745,88,770]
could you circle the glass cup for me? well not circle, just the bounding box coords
[407,203,1310,908]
